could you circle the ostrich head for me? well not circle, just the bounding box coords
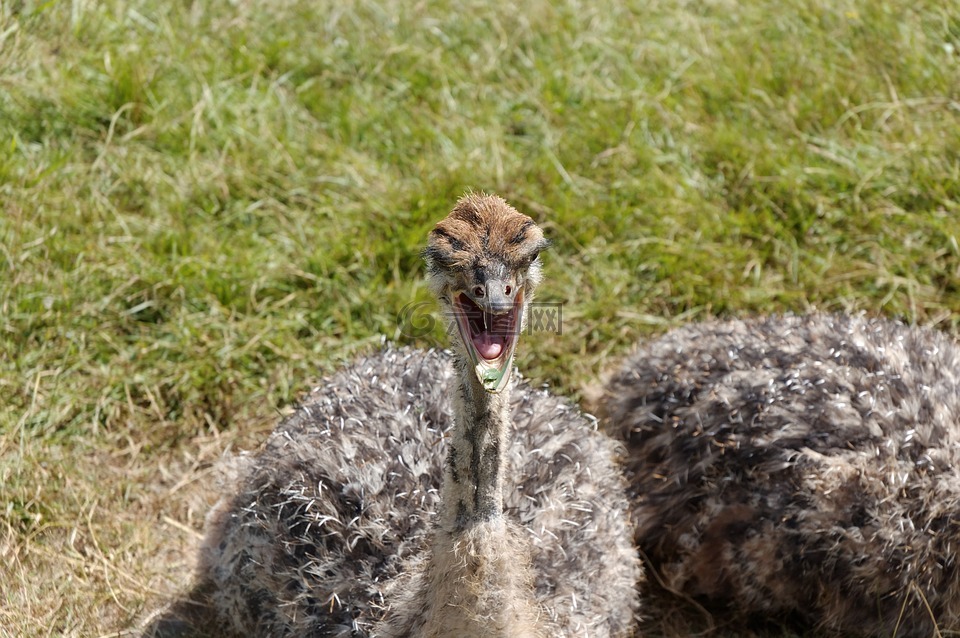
[424,193,549,393]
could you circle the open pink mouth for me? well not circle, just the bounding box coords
[453,290,523,392]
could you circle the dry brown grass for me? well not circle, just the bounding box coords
[1,427,241,637]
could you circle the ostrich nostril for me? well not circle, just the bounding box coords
[504,285,512,296]
[473,286,485,297]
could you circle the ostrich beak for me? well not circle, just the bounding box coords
[452,285,523,393]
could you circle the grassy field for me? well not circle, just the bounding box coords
[2,0,959,635]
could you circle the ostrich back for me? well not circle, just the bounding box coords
[600,314,960,636]
[160,347,639,637]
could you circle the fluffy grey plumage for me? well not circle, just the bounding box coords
[141,194,641,637]
[143,348,639,637]
[598,313,960,636]
[197,348,455,637]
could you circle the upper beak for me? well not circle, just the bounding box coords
[464,279,517,316]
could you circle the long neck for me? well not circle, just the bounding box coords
[375,351,544,637]
[439,353,510,532]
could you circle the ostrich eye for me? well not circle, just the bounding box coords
[515,251,539,270]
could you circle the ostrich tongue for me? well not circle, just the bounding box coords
[470,321,519,393]
[454,291,522,393]
[473,332,504,360]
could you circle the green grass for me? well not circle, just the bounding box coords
[1,0,958,635]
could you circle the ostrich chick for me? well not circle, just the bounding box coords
[141,193,641,638]
[598,314,960,637]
